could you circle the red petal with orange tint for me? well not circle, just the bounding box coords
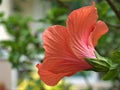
[66,3,97,59]
[37,25,92,86]
[36,64,65,86]
[37,64,79,86]
[90,21,108,46]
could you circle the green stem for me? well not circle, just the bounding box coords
[106,0,120,20]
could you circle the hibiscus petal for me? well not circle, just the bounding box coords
[37,25,92,86]
[42,57,91,73]
[36,64,76,86]
[91,20,108,46]
[66,3,97,58]
[42,25,71,58]
[42,25,91,71]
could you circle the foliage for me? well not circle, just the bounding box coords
[0,14,43,69]
[0,0,2,4]
[39,7,68,26]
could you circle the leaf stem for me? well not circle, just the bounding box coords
[106,0,120,20]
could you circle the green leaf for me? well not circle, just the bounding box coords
[103,64,120,80]
[9,52,21,68]
[0,40,15,48]
[111,51,120,63]
[0,0,2,4]
[103,69,119,80]
[0,12,4,17]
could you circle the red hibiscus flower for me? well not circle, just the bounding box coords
[36,3,108,86]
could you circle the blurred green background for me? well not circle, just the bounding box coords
[0,0,120,90]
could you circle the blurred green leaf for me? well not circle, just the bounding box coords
[39,7,67,25]
[0,12,4,18]
[111,51,120,63]
[0,0,2,4]
[103,69,119,80]
[9,52,21,68]
[103,64,120,80]
[0,40,14,47]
